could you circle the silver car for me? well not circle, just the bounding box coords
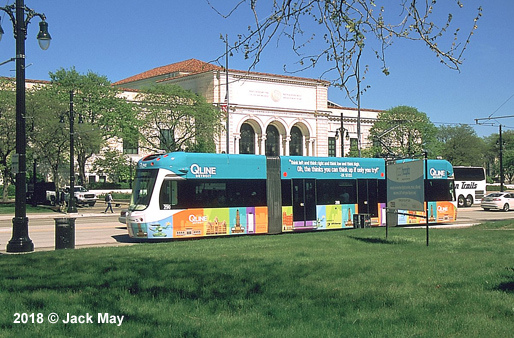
[118,209,128,224]
[481,192,514,211]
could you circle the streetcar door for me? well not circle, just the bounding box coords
[292,179,316,228]
[357,179,379,217]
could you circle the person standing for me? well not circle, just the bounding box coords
[104,193,114,213]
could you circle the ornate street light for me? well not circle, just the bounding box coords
[0,0,51,253]
[335,113,350,157]
[60,90,83,214]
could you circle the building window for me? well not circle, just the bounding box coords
[88,176,96,184]
[239,123,255,154]
[265,125,280,156]
[328,137,336,157]
[160,129,174,151]
[289,126,303,156]
[350,138,358,154]
[123,138,138,155]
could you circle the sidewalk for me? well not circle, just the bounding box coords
[0,211,114,221]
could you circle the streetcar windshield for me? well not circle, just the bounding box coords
[129,169,158,211]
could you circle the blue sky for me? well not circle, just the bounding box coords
[0,1,511,137]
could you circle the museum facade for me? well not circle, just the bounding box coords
[114,59,382,158]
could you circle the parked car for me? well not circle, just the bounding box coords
[118,209,128,224]
[480,192,514,211]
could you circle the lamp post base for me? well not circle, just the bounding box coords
[6,217,34,253]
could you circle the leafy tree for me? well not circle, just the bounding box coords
[212,1,482,100]
[367,105,437,158]
[91,150,131,184]
[26,84,68,191]
[48,67,137,186]
[136,84,221,153]
[0,78,16,201]
[484,130,514,184]
[434,124,485,166]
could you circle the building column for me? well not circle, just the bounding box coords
[259,135,266,155]
[234,133,241,154]
[284,135,291,156]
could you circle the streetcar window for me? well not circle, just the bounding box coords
[425,179,453,201]
[316,180,356,205]
[159,180,178,210]
[130,169,158,211]
[174,179,267,209]
[281,180,292,206]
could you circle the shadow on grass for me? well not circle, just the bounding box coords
[347,235,411,245]
[496,281,514,293]
[496,267,514,293]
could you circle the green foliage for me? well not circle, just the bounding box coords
[484,130,514,183]
[0,78,16,201]
[47,67,137,186]
[136,84,220,153]
[0,227,512,336]
[368,105,437,158]
[435,124,486,166]
[92,150,132,184]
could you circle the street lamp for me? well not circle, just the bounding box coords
[335,113,350,157]
[0,0,51,253]
[60,90,83,214]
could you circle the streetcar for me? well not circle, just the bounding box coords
[126,152,456,239]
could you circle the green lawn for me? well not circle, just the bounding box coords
[1,222,513,337]
[0,203,57,215]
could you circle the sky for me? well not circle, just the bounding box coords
[0,1,512,138]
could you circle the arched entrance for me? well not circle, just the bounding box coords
[239,123,255,154]
[265,125,280,156]
[289,126,303,156]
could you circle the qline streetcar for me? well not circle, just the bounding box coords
[126,152,456,239]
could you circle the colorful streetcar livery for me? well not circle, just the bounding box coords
[126,153,456,239]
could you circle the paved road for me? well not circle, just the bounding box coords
[0,205,510,253]
[0,204,137,253]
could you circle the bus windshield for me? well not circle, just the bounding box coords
[129,169,158,211]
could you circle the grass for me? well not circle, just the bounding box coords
[0,203,57,215]
[0,222,513,337]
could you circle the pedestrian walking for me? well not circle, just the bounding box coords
[104,193,114,213]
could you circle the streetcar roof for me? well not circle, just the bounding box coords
[136,152,452,180]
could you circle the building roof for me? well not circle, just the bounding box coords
[113,58,330,87]
[113,59,220,86]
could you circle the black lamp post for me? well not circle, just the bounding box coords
[335,113,350,157]
[0,0,51,253]
[61,90,83,214]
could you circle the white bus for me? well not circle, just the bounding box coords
[453,166,486,207]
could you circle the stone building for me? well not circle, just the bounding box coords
[114,58,381,158]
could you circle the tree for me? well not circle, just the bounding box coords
[435,124,485,166]
[48,67,137,186]
[91,150,131,185]
[367,105,437,158]
[0,78,16,201]
[484,130,514,184]
[26,84,68,191]
[136,84,221,153]
[212,1,482,101]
